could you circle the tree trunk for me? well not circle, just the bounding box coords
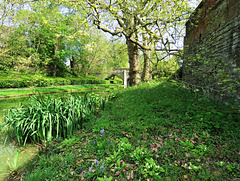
[70,56,75,75]
[126,39,140,86]
[142,32,152,82]
[53,42,58,77]
[52,62,57,77]
[142,49,151,82]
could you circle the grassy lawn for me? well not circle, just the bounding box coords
[0,71,110,89]
[0,84,122,97]
[7,81,240,180]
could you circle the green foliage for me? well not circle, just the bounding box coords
[130,147,153,162]
[1,1,90,76]
[151,53,180,79]
[184,49,240,105]
[108,76,123,84]
[117,137,133,154]
[0,71,108,88]
[79,28,129,79]
[7,150,20,172]
[1,94,106,145]
[14,81,240,180]
[141,158,165,179]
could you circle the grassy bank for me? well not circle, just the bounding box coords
[6,81,240,180]
[0,84,123,98]
[0,71,110,89]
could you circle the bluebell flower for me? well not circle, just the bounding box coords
[100,163,104,169]
[100,129,105,134]
[89,167,93,171]
[94,141,96,144]
[95,160,99,166]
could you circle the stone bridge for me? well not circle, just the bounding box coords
[105,68,129,88]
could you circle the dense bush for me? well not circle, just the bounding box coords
[1,94,106,144]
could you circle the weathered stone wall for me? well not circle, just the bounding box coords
[183,0,240,105]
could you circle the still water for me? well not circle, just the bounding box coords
[0,88,114,180]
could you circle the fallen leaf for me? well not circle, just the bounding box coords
[185,153,190,158]
[156,142,163,147]
[121,160,125,164]
[76,154,82,158]
[76,160,84,166]
[127,170,134,180]
[79,171,85,180]
[151,147,158,152]
[175,160,180,164]
[130,170,134,179]
[125,165,130,170]
[213,171,221,176]
[114,171,120,176]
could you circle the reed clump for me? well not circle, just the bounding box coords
[1,94,106,145]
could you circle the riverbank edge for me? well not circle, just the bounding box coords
[0,85,123,99]
[16,80,240,180]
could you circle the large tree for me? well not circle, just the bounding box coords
[2,1,89,76]
[65,0,192,85]
[0,0,30,71]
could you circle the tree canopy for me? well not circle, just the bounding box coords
[61,0,193,85]
[0,0,198,83]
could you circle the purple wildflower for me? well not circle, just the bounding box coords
[100,129,105,134]
[100,163,104,169]
[95,160,99,166]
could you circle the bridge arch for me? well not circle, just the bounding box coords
[105,68,129,88]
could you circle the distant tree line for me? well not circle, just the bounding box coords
[0,0,197,83]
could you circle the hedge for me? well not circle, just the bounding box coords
[0,76,109,88]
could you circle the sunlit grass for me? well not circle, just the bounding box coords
[6,80,240,180]
[0,84,122,97]
[0,71,110,88]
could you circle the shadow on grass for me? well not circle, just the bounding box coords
[3,81,240,180]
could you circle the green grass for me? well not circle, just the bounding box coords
[0,71,110,88]
[0,84,122,97]
[6,80,240,180]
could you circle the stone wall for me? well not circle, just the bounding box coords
[183,0,240,105]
